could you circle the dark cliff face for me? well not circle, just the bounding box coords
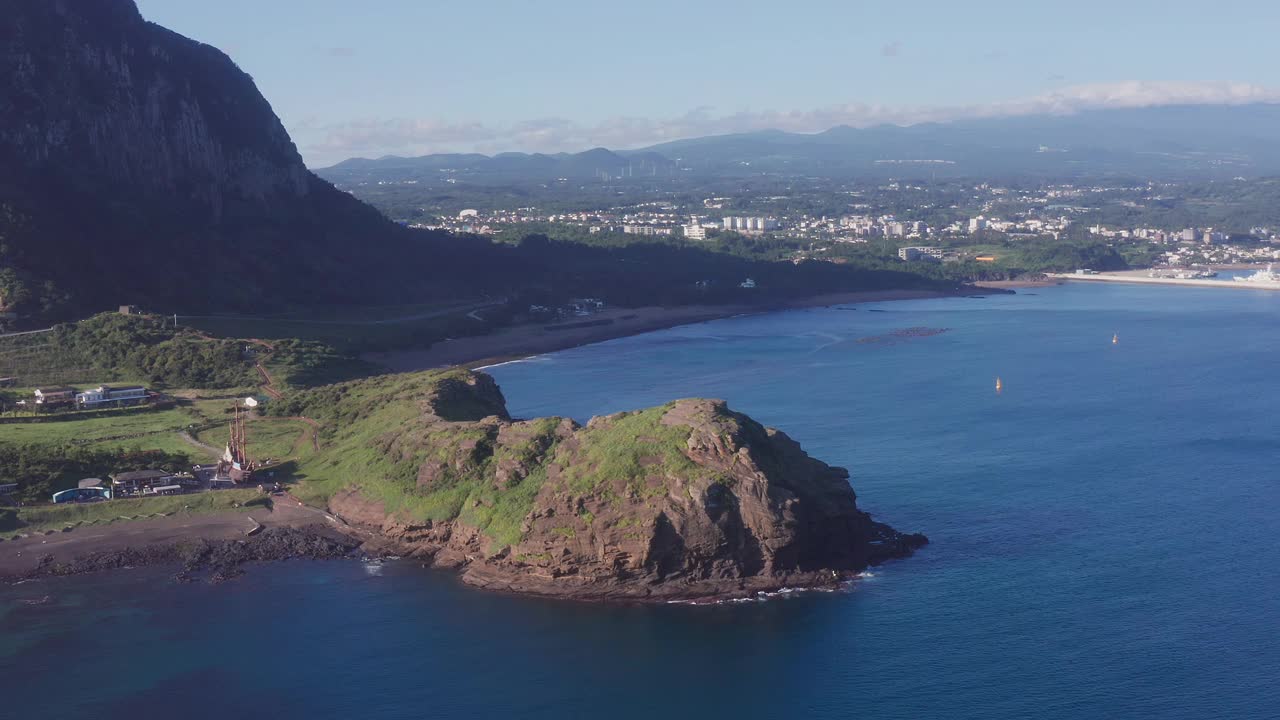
[2,0,308,215]
[0,0,482,323]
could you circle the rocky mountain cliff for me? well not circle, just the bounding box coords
[2,0,308,214]
[0,0,493,323]
[278,370,926,601]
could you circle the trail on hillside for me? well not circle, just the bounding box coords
[185,331,320,459]
[178,430,221,459]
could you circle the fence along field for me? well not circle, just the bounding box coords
[0,332,101,388]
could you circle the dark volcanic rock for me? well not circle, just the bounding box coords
[20,528,359,583]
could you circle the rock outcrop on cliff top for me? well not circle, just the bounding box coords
[282,370,927,601]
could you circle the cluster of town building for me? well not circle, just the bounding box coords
[402,181,1280,272]
[417,207,788,241]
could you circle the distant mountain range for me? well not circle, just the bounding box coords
[320,103,1280,183]
[326,147,677,182]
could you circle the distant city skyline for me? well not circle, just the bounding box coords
[136,0,1280,166]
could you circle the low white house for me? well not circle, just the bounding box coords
[76,385,147,408]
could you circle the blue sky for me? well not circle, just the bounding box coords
[136,0,1280,167]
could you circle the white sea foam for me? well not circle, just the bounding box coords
[473,356,542,371]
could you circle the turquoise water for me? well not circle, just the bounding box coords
[4,282,1280,719]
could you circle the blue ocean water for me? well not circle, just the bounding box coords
[4,282,1280,719]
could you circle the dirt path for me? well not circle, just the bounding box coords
[254,362,283,400]
[0,327,53,339]
[253,415,321,456]
[178,430,221,458]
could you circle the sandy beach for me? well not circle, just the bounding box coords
[365,289,968,372]
[973,278,1064,289]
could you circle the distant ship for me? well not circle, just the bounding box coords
[1234,264,1280,286]
[1113,333,1119,345]
[995,377,1002,393]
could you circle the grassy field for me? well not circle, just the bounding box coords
[0,407,202,445]
[246,419,316,464]
[0,400,241,464]
[2,489,266,535]
[193,416,315,465]
[90,431,215,460]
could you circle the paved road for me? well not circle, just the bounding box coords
[177,299,505,327]
[0,327,53,339]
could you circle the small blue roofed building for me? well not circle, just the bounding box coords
[52,481,112,504]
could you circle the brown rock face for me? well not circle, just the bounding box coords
[324,371,926,602]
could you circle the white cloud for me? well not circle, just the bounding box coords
[301,81,1280,166]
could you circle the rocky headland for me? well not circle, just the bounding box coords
[275,370,927,601]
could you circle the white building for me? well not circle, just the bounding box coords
[898,246,945,262]
[722,217,779,233]
[76,385,148,408]
[968,217,987,234]
[623,224,674,236]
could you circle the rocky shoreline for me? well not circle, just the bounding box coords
[8,527,361,585]
[4,521,925,602]
[384,521,928,603]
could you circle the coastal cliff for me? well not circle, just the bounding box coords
[277,370,926,601]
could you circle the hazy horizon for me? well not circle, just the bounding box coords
[136,0,1280,166]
